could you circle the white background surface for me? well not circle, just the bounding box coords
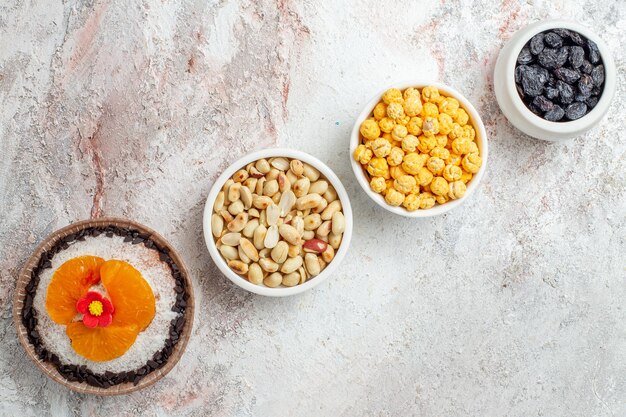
[0,1,624,416]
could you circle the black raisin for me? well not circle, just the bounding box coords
[538,48,559,69]
[528,103,543,116]
[517,46,534,64]
[587,39,601,64]
[554,67,581,84]
[586,96,599,109]
[580,60,593,74]
[568,46,585,68]
[530,33,545,55]
[590,65,605,87]
[565,102,587,120]
[521,67,546,97]
[515,65,530,83]
[544,32,563,48]
[532,95,554,112]
[578,74,594,96]
[545,86,559,100]
[555,47,569,67]
[557,80,574,104]
[544,105,565,122]
[568,30,585,46]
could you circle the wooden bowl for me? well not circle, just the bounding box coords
[12,218,195,395]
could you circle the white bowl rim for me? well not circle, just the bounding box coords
[203,147,353,297]
[349,80,489,218]
[503,19,616,133]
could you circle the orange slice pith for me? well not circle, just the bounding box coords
[45,256,105,324]
[66,322,139,362]
[100,260,156,330]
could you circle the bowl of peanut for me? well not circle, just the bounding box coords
[203,148,353,296]
[350,82,488,217]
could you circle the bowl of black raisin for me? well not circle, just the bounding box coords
[494,20,615,141]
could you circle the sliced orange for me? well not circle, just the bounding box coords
[100,260,156,330]
[45,256,105,324]
[66,322,139,362]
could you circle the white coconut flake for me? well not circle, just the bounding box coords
[32,234,179,373]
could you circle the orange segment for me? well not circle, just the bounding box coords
[100,260,156,330]
[45,256,105,324]
[66,322,139,361]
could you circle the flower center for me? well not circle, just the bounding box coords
[88,300,104,317]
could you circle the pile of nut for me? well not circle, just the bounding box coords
[211,157,345,288]
[353,86,482,211]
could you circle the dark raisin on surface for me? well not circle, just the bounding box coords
[530,33,545,55]
[565,102,588,120]
[568,46,585,68]
[517,46,534,64]
[590,65,605,87]
[554,67,581,84]
[532,95,554,112]
[544,32,563,48]
[587,39,601,64]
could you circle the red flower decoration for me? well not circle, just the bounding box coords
[76,291,114,328]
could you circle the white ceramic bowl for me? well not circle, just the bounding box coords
[203,148,353,297]
[350,81,489,218]
[494,20,616,141]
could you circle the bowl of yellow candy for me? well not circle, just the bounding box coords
[350,82,488,217]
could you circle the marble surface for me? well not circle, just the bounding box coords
[1,0,625,415]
